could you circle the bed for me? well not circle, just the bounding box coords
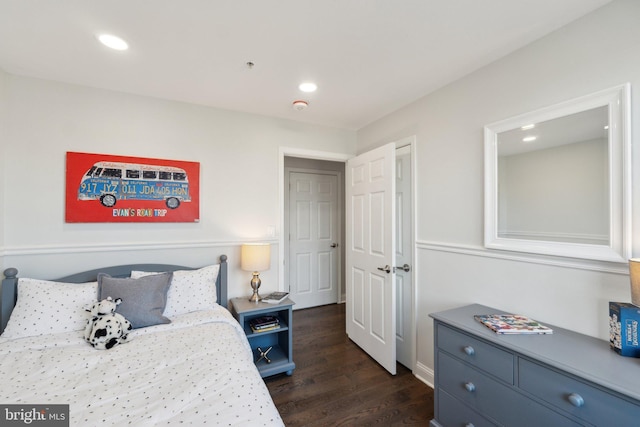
[0,255,284,426]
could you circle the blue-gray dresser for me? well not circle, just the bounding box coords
[430,304,640,427]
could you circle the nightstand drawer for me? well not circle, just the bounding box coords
[437,324,514,384]
[438,351,581,427]
[519,358,640,427]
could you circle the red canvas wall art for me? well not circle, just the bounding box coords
[65,152,200,223]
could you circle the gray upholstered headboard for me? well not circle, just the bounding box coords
[0,254,228,335]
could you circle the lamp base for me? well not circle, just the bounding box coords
[249,290,261,302]
[249,272,262,302]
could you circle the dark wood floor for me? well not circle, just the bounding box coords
[265,303,434,426]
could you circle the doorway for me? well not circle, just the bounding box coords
[283,157,345,309]
[279,140,415,374]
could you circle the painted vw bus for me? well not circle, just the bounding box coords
[78,161,190,209]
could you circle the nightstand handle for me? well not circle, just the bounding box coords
[463,345,475,356]
[464,382,476,393]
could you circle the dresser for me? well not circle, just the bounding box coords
[430,304,640,427]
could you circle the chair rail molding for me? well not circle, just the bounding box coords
[2,239,279,257]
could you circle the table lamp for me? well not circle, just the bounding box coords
[241,243,271,302]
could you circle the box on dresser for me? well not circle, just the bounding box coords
[609,302,640,357]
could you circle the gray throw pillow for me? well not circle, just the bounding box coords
[97,272,173,329]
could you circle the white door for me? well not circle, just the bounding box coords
[395,145,413,368]
[346,143,396,375]
[288,172,340,309]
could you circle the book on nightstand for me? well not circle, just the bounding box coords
[250,323,281,333]
[249,315,280,331]
[261,292,289,304]
[474,314,553,335]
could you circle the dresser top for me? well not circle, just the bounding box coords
[430,303,640,402]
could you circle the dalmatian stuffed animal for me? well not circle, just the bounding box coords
[84,297,132,350]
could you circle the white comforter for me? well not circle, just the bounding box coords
[0,306,284,426]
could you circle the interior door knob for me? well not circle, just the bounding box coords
[330,243,338,248]
[377,265,392,274]
[394,264,411,272]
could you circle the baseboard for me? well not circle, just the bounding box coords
[413,361,434,388]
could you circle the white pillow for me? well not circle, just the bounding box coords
[130,264,219,317]
[2,278,98,339]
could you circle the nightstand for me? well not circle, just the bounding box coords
[230,297,295,378]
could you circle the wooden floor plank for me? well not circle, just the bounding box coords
[265,303,434,426]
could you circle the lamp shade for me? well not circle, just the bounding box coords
[241,243,271,272]
[629,258,640,306]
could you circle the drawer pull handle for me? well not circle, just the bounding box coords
[568,393,584,408]
[464,382,476,393]
[465,424,475,427]
[463,346,475,356]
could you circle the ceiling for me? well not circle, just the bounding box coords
[0,0,612,130]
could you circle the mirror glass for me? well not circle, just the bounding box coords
[485,84,630,262]
[497,106,609,244]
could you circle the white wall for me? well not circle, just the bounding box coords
[1,74,356,299]
[357,0,640,384]
[0,69,7,266]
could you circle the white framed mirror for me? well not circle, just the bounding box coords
[484,84,631,262]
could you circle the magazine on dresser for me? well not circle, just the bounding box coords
[474,314,553,334]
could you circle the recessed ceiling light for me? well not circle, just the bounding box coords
[523,136,537,142]
[521,124,536,130]
[97,34,129,51]
[299,82,317,93]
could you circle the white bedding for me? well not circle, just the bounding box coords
[0,305,284,426]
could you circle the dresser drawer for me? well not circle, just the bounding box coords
[437,389,497,427]
[436,323,514,384]
[438,351,582,427]
[519,358,640,427]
